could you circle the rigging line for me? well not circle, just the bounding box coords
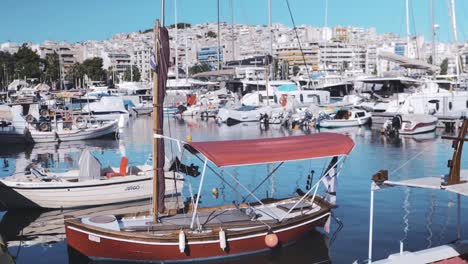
[284,0,311,84]
[409,0,420,60]
[389,148,426,177]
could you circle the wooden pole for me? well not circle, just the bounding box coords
[152,20,160,220]
[444,119,468,185]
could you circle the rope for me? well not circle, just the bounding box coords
[389,148,426,176]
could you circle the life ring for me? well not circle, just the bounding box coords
[40,109,49,118]
[74,116,88,129]
[279,94,288,107]
[39,122,50,132]
[25,114,36,124]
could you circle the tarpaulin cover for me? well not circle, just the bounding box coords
[186,132,354,167]
[79,150,102,181]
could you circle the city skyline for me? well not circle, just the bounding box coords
[2,0,468,43]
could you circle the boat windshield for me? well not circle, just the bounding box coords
[236,105,258,111]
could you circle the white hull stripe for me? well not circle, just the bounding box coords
[68,212,330,246]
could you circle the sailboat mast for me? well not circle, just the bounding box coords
[430,0,436,68]
[175,0,179,81]
[152,20,161,219]
[405,0,411,58]
[449,0,460,85]
[230,0,235,61]
[217,0,221,70]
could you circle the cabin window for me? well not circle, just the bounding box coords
[356,112,365,118]
[466,100,468,109]
[449,102,453,111]
[300,94,304,103]
[436,102,439,111]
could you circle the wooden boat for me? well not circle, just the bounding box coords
[367,119,468,263]
[317,108,371,128]
[65,21,355,263]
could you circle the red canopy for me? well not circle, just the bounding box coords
[186,133,355,167]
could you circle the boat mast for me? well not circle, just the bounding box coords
[152,0,166,218]
[266,0,272,105]
[174,0,179,81]
[430,0,436,70]
[405,0,411,58]
[323,0,328,72]
[449,0,460,86]
[152,20,161,219]
[230,0,235,61]
[217,0,221,70]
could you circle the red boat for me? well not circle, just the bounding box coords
[64,19,355,263]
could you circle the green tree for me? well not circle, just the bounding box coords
[372,64,378,75]
[169,23,191,29]
[82,57,105,81]
[44,52,60,86]
[67,62,86,88]
[188,63,211,76]
[292,66,300,76]
[206,31,217,38]
[123,65,141,82]
[440,58,449,75]
[459,55,464,73]
[0,51,15,89]
[14,44,41,79]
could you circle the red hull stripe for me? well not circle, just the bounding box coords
[66,213,329,261]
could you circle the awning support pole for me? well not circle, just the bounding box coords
[279,156,345,222]
[457,193,461,240]
[190,158,207,230]
[368,182,376,264]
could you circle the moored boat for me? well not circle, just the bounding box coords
[64,21,356,263]
[317,108,371,128]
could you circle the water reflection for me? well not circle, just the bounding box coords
[0,115,466,263]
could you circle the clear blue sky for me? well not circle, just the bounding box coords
[2,0,468,43]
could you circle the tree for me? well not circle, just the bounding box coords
[44,52,60,87]
[206,31,217,38]
[0,51,15,89]
[82,57,105,81]
[292,66,300,76]
[14,44,41,79]
[67,62,86,88]
[123,65,141,82]
[459,55,464,73]
[440,58,449,75]
[188,63,211,76]
[427,55,433,65]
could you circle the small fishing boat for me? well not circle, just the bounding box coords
[27,119,118,143]
[0,150,184,209]
[217,105,283,125]
[367,120,468,263]
[317,108,371,128]
[382,114,437,136]
[65,22,356,263]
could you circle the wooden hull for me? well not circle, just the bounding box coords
[65,209,329,262]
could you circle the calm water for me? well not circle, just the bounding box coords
[0,115,466,264]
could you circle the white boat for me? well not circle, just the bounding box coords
[0,150,185,209]
[27,120,119,143]
[0,105,29,143]
[382,114,437,136]
[117,81,151,95]
[82,96,130,126]
[217,105,277,124]
[318,108,371,128]
[132,101,153,116]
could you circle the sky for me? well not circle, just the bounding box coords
[1,0,468,43]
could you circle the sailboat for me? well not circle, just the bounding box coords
[64,18,355,263]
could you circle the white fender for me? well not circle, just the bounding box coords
[219,229,226,250]
[179,230,186,253]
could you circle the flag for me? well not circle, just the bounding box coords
[150,51,157,71]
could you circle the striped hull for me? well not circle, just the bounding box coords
[65,212,329,262]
